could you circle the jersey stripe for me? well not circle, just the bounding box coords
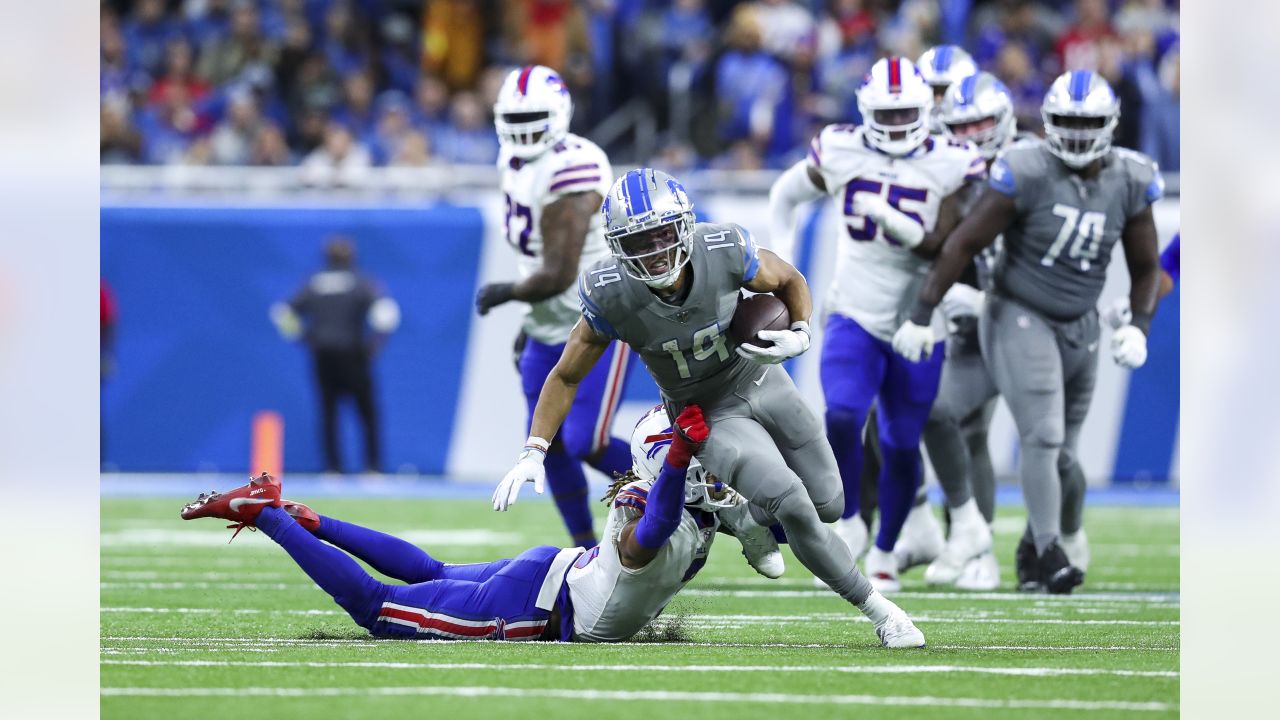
[549,176,602,192]
[552,163,600,177]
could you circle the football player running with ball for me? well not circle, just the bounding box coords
[892,70,1164,594]
[474,65,634,548]
[179,404,782,643]
[494,167,925,647]
[768,57,986,592]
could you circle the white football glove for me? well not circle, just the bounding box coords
[1111,325,1148,369]
[940,284,984,322]
[492,440,548,511]
[736,321,811,365]
[852,193,925,249]
[1102,296,1132,330]
[892,320,936,362]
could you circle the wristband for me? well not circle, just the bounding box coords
[521,435,550,461]
[790,320,811,342]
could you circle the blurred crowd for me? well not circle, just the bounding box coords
[100,0,1180,179]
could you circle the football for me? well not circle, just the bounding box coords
[730,293,791,348]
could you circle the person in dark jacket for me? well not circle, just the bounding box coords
[271,237,400,474]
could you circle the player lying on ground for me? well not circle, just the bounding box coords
[178,405,795,643]
[495,167,925,647]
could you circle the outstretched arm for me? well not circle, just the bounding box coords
[616,406,708,569]
[476,191,602,315]
[492,319,609,511]
[767,162,826,264]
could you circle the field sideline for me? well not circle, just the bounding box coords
[101,479,1179,719]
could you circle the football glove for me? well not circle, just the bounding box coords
[892,320,936,362]
[940,284,984,322]
[492,437,549,511]
[1102,296,1132,330]
[475,282,515,316]
[1111,325,1148,369]
[667,405,709,468]
[736,321,811,365]
[852,193,925,249]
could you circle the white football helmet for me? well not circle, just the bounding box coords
[602,168,696,290]
[857,57,934,157]
[939,71,1016,160]
[630,404,735,511]
[1041,70,1119,169]
[493,64,573,159]
[917,45,978,133]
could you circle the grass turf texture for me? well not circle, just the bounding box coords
[102,494,1179,719]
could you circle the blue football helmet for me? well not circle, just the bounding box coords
[602,168,696,289]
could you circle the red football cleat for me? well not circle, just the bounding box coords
[180,472,282,541]
[280,500,320,533]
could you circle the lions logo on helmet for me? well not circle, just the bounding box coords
[856,57,934,157]
[493,65,573,159]
[939,71,1017,160]
[602,168,697,290]
[630,404,735,511]
[1041,70,1120,169]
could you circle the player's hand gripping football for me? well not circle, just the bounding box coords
[892,320,936,362]
[492,438,549,511]
[736,321,812,365]
[1111,325,1148,369]
[666,405,709,469]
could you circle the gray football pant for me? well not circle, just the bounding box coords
[690,365,874,605]
[979,294,1097,553]
[923,338,1000,520]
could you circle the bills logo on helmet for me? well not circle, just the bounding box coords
[643,429,674,460]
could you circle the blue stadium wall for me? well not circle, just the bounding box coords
[101,203,484,474]
[101,195,1179,483]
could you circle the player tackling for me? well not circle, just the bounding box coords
[494,166,925,647]
[179,404,783,642]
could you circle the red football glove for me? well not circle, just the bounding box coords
[666,404,708,469]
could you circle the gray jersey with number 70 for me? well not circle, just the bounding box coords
[989,139,1163,321]
[577,222,763,403]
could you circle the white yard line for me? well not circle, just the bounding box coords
[98,685,1176,712]
[101,658,1178,678]
[101,636,1178,652]
[98,606,1176,626]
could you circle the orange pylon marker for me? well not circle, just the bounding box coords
[250,410,284,479]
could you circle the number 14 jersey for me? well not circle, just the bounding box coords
[806,124,984,341]
[499,133,614,344]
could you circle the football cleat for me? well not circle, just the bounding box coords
[923,499,992,585]
[180,472,281,541]
[1015,532,1042,592]
[894,501,945,572]
[955,549,1001,591]
[281,500,321,534]
[716,498,785,579]
[858,589,926,648]
[1060,529,1090,572]
[835,515,870,560]
[865,546,901,593]
[1038,540,1085,595]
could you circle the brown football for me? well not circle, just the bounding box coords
[729,293,790,348]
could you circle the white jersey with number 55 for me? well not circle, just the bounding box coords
[499,133,614,344]
[806,124,984,341]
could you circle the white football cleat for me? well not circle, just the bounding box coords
[955,549,1001,591]
[835,515,870,560]
[717,500,786,579]
[1060,529,1090,572]
[865,546,901,593]
[857,589,926,648]
[894,500,945,571]
[923,499,993,585]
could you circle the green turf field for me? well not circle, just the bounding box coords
[101,494,1179,718]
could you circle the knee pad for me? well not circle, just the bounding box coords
[1023,412,1064,451]
[770,481,823,528]
[814,489,844,523]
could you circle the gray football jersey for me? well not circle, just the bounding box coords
[988,140,1163,320]
[577,222,762,403]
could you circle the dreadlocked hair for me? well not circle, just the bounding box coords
[601,469,642,504]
